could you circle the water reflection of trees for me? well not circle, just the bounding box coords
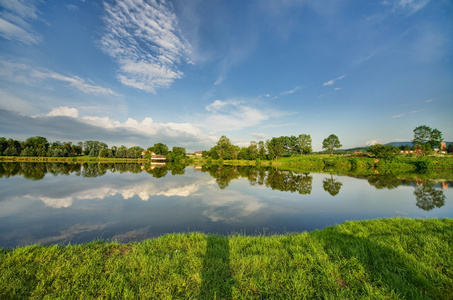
[366,172,447,211]
[266,169,313,194]
[200,165,313,194]
[0,162,82,180]
[367,173,402,189]
[0,162,169,180]
[414,181,446,211]
[322,174,343,196]
[1,163,449,211]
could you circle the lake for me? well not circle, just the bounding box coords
[0,162,452,248]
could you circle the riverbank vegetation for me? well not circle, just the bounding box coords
[1,218,451,299]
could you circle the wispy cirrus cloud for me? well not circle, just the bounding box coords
[323,75,345,86]
[0,61,117,96]
[383,0,430,15]
[0,0,41,44]
[392,108,428,118]
[280,85,302,96]
[100,0,191,93]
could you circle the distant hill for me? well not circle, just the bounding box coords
[385,142,413,147]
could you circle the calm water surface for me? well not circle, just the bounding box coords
[0,163,451,248]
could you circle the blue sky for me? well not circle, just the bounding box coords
[0,0,452,152]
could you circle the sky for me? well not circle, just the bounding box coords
[0,0,452,152]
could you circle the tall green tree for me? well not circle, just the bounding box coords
[258,141,266,160]
[281,135,299,156]
[0,137,7,155]
[322,134,342,155]
[24,136,49,153]
[266,137,284,160]
[149,143,169,156]
[412,125,443,154]
[298,134,312,154]
[170,147,186,161]
[84,141,107,157]
[128,146,144,158]
[215,136,236,159]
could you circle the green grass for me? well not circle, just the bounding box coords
[1,218,452,299]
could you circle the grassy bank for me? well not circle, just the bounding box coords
[3,154,453,171]
[196,154,453,171]
[1,218,452,299]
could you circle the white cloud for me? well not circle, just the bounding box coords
[365,140,380,146]
[0,0,41,44]
[323,75,346,87]
[425,98,434,103]
[205,100,230,112]
[334,87,342,91]
[389,0,430,14]
[34,107,79,118]
[392,108,427,118]
[392,113,405,118]
[201,190,266,223]
[0,61,117,96]
[80,114,207,139]
[280,85,301,96]
[323,79,335,86]
[6,106,217,150]
[203,99,270,133]
[100,0,191,93]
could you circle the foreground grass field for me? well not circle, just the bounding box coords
[1,218,452,299]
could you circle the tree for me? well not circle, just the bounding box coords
[368,144,399,161]
[128,146,144,158]
[412,125,443,153]
[282,135,299,156]
[258,141,266,160]
[298,134,312,154]
[0,137,7,155]
[84,141,107,157]
[266,137,284,160]
[216,136,234,159]
[247,141,258,160]
[322,134,342,155]
[24,136,49,153]
[116,145,128,158]
[149,143,169,156]
[170,147,186,161]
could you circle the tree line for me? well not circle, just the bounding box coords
[0,125,448,161]
[203,133,343,160]
[202,125,448,161]
[0,137,187,161]
[203,134,319,161]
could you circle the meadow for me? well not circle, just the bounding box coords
[1,218,452,299]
